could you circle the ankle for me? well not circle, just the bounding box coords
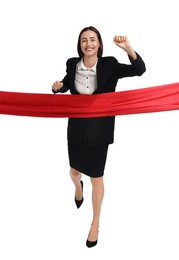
[91,221,99,229]
[88,226,99,242]
[89,223,99,235]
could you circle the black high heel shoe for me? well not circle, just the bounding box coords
[75,180,84,209]
[86,228,98,248]
[86,239,97,248]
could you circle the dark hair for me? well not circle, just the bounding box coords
[77,26,103,57]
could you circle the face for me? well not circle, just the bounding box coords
[80,30,100,58]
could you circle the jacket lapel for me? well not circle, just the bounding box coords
[93,57,104,94]
[70,58,81,94]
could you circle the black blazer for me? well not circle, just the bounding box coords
[54,53,146,146]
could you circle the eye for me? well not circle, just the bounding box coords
[81,38,87,43]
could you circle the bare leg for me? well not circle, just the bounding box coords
[70,167,83,201]
[87,176,104,242]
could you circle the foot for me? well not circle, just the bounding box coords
[75,180,83,201]
[86,225,99,247]
[75,180,84,208]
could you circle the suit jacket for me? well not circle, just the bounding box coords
[55,53,146,146]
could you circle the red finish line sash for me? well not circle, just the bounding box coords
[0,82,179,118]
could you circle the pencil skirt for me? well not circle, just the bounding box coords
[68,143,109,178]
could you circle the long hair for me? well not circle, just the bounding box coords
[77,26,103,57]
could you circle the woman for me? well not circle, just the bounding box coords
[52,26,146,247]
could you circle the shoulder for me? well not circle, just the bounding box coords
[98,56,118,64]
[66,57,81,65]
[102,56,117,61]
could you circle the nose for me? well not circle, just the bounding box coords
[85,40,91,46]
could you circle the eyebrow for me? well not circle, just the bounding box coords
[81,36,97,40]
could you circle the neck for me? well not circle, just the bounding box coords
[83,56,98,68]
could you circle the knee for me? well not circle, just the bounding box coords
[70,167,81,178]
[90,176,104,186]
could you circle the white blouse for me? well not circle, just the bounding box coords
[74,59,97,94]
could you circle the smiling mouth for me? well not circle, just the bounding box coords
[85,48,94,51]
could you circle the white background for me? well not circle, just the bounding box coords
[0,0,179,259]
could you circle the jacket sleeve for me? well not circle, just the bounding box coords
[128,52,146,76]
[114,52,146,78]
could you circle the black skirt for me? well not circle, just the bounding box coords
[68,142,109,178]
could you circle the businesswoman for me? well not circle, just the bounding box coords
[52,26,146,247]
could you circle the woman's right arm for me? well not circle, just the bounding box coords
[52,58,73,94]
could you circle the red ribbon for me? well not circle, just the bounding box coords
[0,82,179,118]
